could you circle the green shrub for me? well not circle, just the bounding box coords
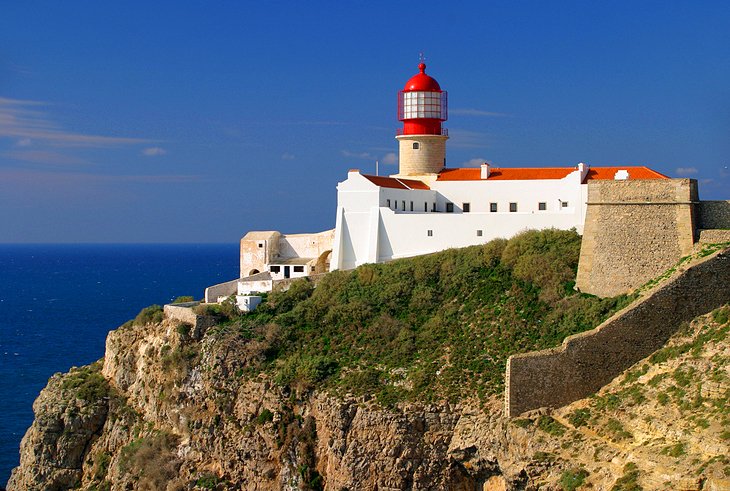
[713,306,729,325]
[133,305,164,326]
[537,415,566,436]
[172,295,194,304]
[560,468,589,491]
[176,322,192,338]
[61,362,109,402]
[611,462,641,491]
[568,408,591,427]
[195,474,220,489]
[118,431,180,487]
[255,408,274,424]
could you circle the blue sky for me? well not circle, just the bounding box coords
[1,1,728,243]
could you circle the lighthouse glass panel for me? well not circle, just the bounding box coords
[401,91,445,119]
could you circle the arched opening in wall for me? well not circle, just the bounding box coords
[412,142,420,150]
[248,269,260,276]
[315,250,332,274]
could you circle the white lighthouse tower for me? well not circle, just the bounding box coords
[394,62,448,176]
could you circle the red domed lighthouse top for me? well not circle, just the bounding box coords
[398,62,448,136]
[403,63,442,91]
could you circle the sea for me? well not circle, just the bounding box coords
[0,243,239,487]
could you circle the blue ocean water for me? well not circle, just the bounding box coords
[0,244,239,487]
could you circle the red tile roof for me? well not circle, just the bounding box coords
[437,167,574,181]
[362,174,430,190]
[436,166,668,181]
[584,167,669,180]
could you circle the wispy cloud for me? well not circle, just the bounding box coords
[0,97,153,147]
[459,158,489,167]
[450,108,508,117]
[381,152,397,165]
[448,129,492,149]
[675,167,698,176]
[342,150,374,160]
[281,152,296,160]
[0,168,201,185]
[142,146,167,156]
[3,150,89,166]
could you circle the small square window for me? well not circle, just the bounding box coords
[258,243,263,248]
[562,201,569,208]
[509,202,518,212]
[270,266,281,273]
[490,202,498,213]
[293,266,304,273]
[413,142,420,150]
[477,230,483,237]
[538,202,546,211]
[311,266,316,272]
[427,229,433,237]
[446,203,454,213]
[463,203,470,213]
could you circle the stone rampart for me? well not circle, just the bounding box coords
[575,179,697,297]
[163,302,216,336]
[505,247,730,417]
[204,278,239,303]
[698,229,730,244]
[697,200,730,230]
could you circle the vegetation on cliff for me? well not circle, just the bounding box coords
[211,229,633,405]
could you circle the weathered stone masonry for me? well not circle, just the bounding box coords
[575,179,698,298]
[505,247,730,417]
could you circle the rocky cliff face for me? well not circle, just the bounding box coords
[9,304,730,490]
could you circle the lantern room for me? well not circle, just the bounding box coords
[397,63,448,136]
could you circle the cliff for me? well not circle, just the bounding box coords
[8,232,730,490]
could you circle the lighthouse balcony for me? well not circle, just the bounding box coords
[396,127,448,136]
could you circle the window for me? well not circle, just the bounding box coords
[562,201,569,208]
[293,266,304,273]
[270,266,281,273]
[387,199,391,208]
[490,202,498,213]
[413,142,420,150]
[258,243,263,248]
[427,230,433,237]
[477,230,483,237]
[432,202,436,212]
[446,202,454,213]
[424,202,428,212]
[311,266,316,272]
[410,201,413,211]
[402,200,406,211]
[463,203,470,213]
[538,202,546,211]
[509,202,518,212]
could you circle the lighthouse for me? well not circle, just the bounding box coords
[395,62,448,176]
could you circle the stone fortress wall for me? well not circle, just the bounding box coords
[506,246,730,417]
[575,179,697,298]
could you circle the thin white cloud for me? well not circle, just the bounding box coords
[3,150,89,166]
[459,158,489,168]
[448,129,491,149]
[381,152,397,165]
[0,168,201,185]
[450,108,509,117]
[142,147,167,156]
[342,150,374,160]
[0,97,153,147]
[675,167,698,176]
[281,152,295,160]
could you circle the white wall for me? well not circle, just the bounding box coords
[332,170,590,270]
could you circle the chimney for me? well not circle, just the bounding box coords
[480,163,490,179]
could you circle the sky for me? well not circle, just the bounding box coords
[1,1,728,243]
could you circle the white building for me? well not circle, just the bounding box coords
[207,62,668,299]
